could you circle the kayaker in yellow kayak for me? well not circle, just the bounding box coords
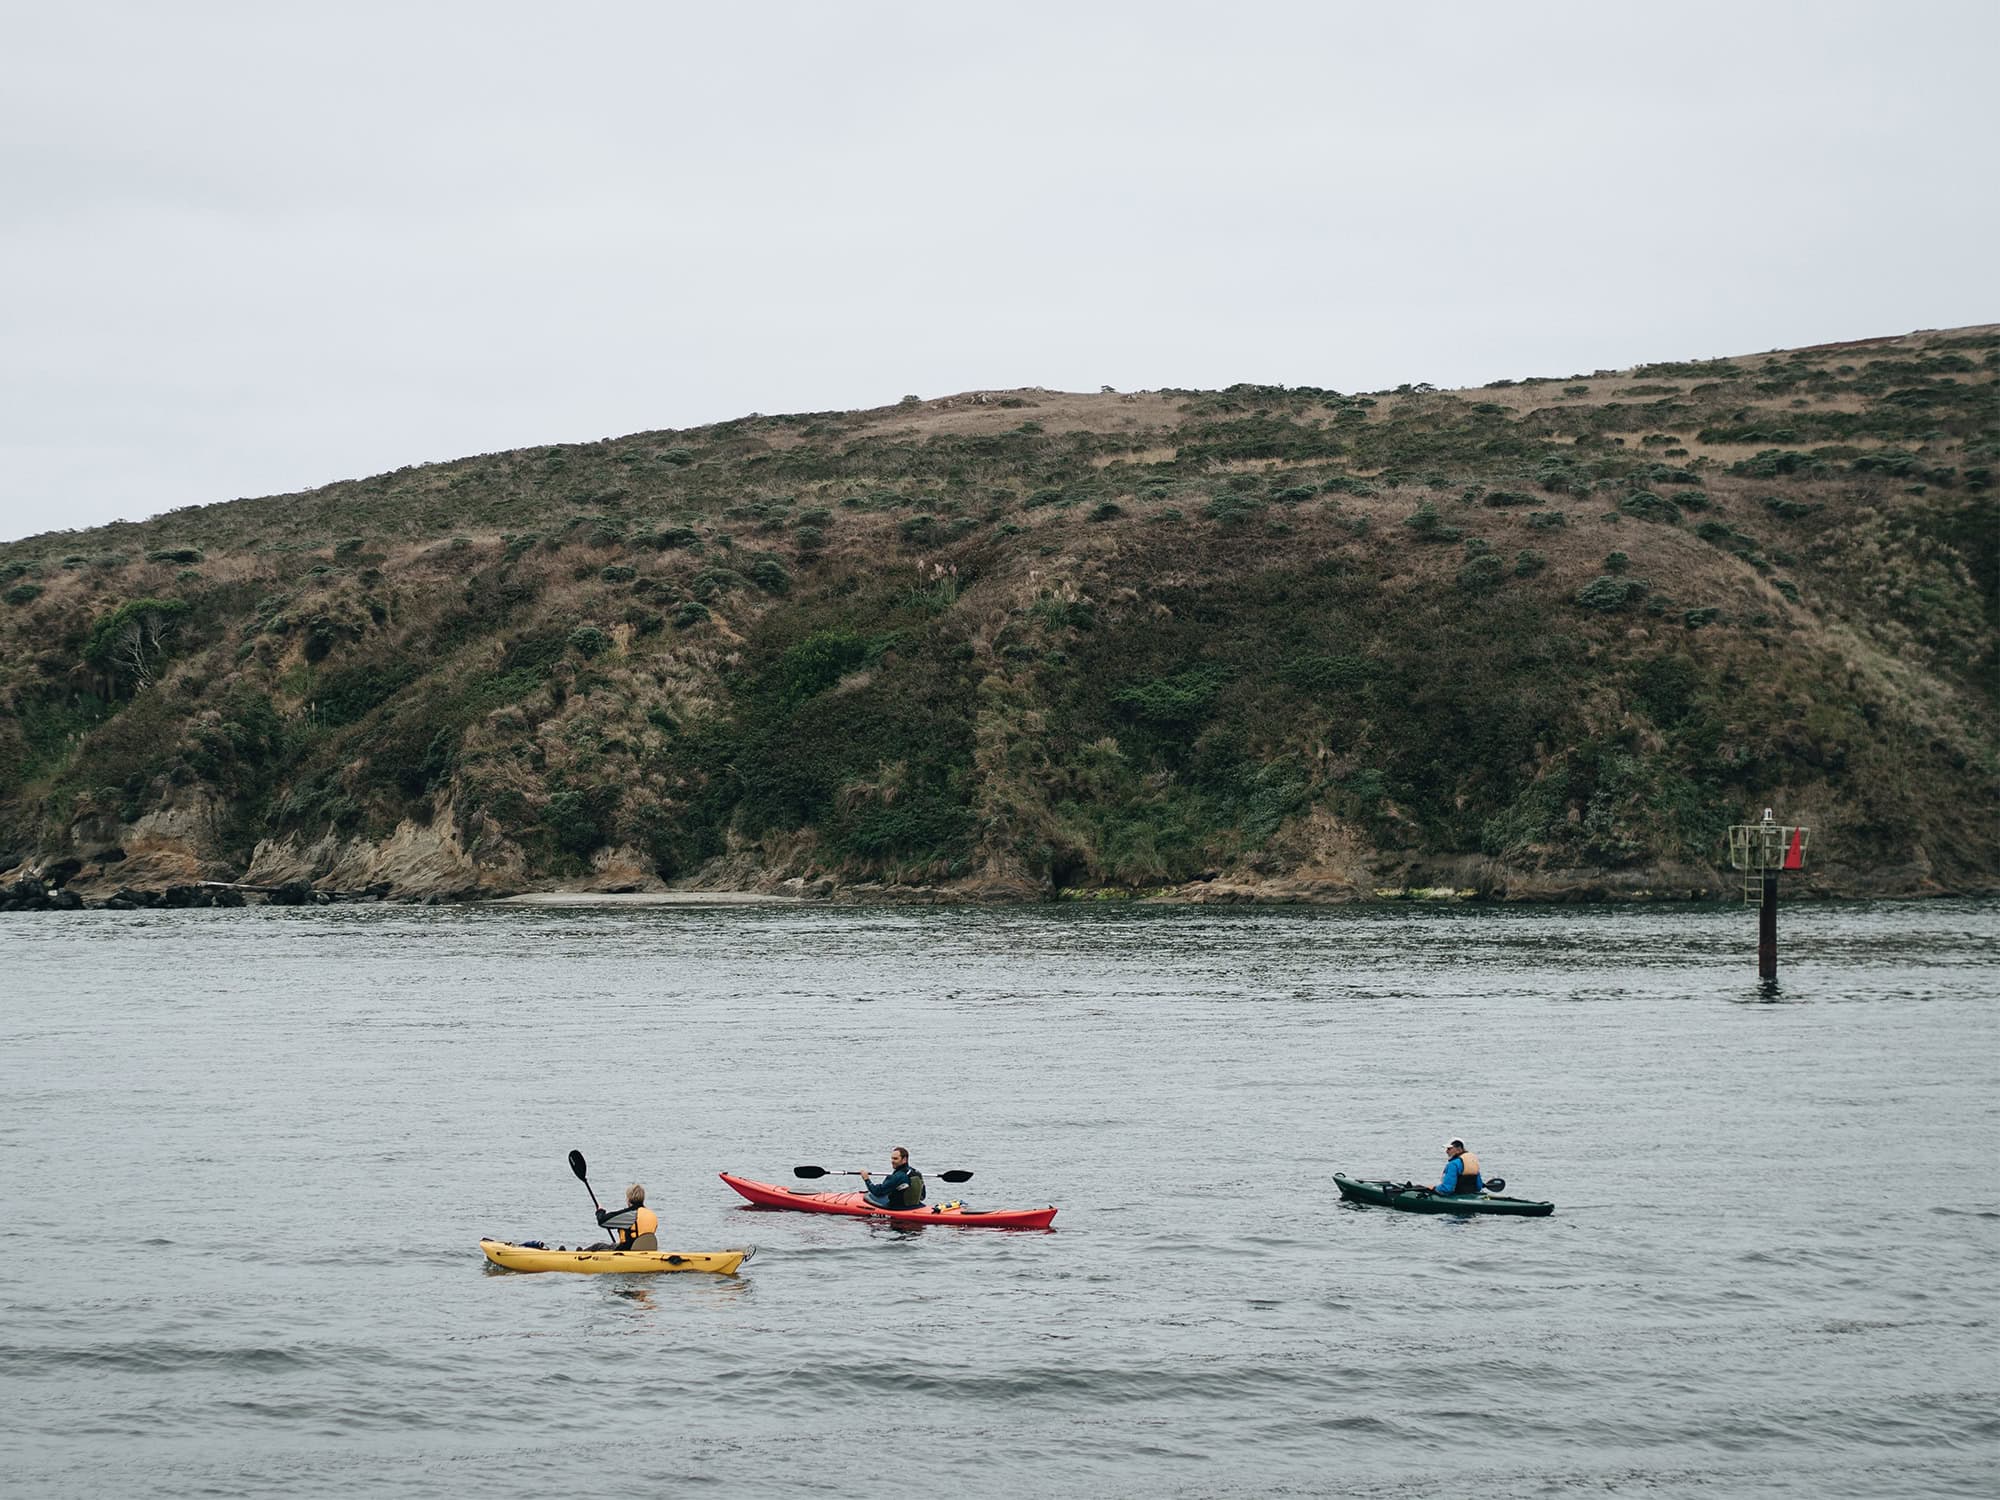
[590,1184,660,1249]
[861,1148,925,1209]
[1437,1139,1484,1196]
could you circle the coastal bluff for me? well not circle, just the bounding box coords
[3,326,1994,905]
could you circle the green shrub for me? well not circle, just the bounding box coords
[146,547,203,565]
[600,564,637,583]
[1695,520,1763,565]
[673,601,710,629]
[1113,666,1232,727]
[1483,489,1533,507]
[1088,501,1125,522]
[302,614,361,663]
[1683,607,1721,628]
[1280,654,1373,693]
[1604,551,1630,574]
[747,557,792,595]
[1534,457,1587,494]
[662,448,695,466]
[1514,549,1546,577]
[641,526,701,550]
[1620,491,1682,524]
[544,784,618,856]
[839,793,974,863]
[84,598,192,686]
[692,568,746,601]
[768,631,877,705]
[1728,448,1822,478]
[1761,496,1823,521]
[1203,494,1267,526]
[1403,502,1461,541]
[1574,576,1647,612]
[1527,511,1567,530]
[1457,553,1504,592]
[317,661,419,727]
[567,625,612,658]
[4,583,41,606]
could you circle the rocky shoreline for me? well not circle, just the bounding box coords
[2,863,1989,913]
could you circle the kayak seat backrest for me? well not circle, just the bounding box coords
[627,1232,659,1251]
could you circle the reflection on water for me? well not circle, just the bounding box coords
[1,898,1995,1497]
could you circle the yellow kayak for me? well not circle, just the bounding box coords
[480,1239,753,1274]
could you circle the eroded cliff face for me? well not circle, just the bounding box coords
[240,802,519,900]
[53,793,233,900]
[18,802,1960,907]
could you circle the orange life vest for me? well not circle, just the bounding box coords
[619,1205,659,1250]
[1453,1151,1482,1194]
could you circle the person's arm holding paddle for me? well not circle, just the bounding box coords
[861,1147,923,1208]
[594,1184,659,1249]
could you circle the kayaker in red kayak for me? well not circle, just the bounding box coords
[861,1148,925,1209]
[589,1184,660,1249]
[1437,1139,1484,1196]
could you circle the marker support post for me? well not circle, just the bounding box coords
[1727,811,1810,982]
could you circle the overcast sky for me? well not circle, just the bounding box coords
[4,1,1994,543]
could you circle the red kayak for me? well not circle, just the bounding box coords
[718,1173,1057,1229]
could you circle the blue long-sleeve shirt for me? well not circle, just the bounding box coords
[863,1165,915,1207]
[1437,1158,1483,1195]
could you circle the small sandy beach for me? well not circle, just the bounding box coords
[484,890,800,907]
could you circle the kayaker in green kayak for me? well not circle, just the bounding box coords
[861,1147,925,1209]
[1437,1139,1484,1196]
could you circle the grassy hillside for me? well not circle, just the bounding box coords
[1,326,1994,901]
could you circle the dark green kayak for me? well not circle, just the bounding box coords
[1335,1173,1554,1217]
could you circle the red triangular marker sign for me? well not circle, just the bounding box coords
[1783,829,1804,870]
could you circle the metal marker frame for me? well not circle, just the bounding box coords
[1726,810,1811,980]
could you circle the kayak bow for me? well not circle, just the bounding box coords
[1334,1174,1554,1217]
[719,1172,1057,1229]
[480,1239,753,1273]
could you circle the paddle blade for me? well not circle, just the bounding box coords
[1485,1176,1506,1192]
[568,1149,589,1181]
[938,1169,973,1184]
[792,1165,829,1179]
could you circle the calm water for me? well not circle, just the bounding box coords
[1,900,1995,1497]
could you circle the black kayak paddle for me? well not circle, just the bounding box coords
[568,1148,605,1217]
[1395,1175,1506,1195]
[793,1164,974,1183]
